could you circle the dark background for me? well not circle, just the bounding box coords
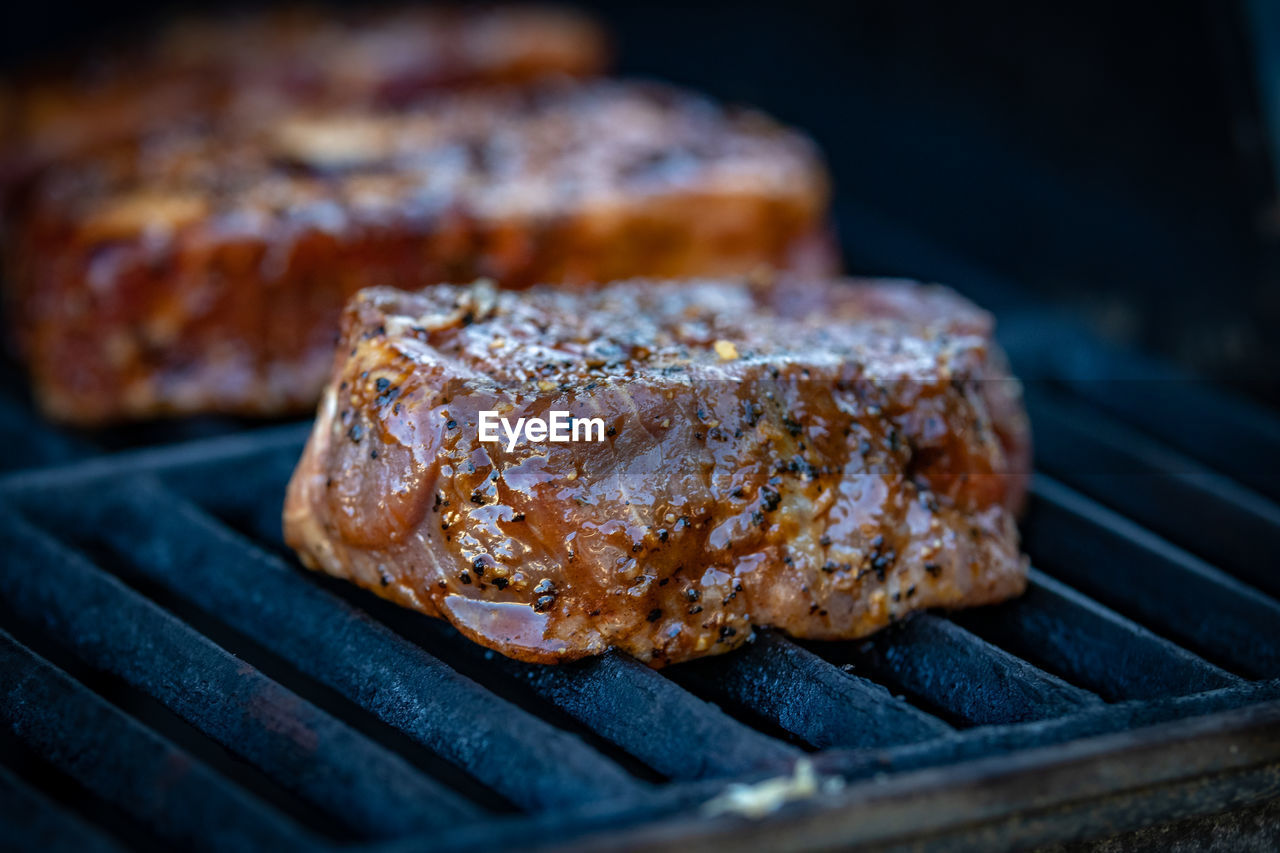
[4,0,1278,404]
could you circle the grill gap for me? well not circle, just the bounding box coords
[952,569,1240,702]
[809,613,1103,727]
[0,511,485,840]
[1025,477,1280,679]
[1026,387,1280,599]
[1052,376,1280,503]
[0,605,352,842]
[667,631,953,750]
[0,631,314,851]
[12,503,518,815]
[0,728,153,853]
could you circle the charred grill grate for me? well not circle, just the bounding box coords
[1,303,1280,851]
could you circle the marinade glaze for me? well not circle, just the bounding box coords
[285,277,1029,665]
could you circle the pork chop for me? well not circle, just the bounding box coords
[9,82,833,424]
[283,276,1029,666]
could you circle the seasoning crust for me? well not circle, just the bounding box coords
[284,276,1029,666]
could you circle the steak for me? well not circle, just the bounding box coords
[8,81,834,424]
[0,5,607,193]
[283,276,1029,666]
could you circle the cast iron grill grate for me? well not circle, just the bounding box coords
[1,308,1279,852]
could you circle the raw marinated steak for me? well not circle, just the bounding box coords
[283,276,1028,666]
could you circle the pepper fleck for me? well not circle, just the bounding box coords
[759,485,781,512]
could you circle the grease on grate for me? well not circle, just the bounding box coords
[702,758,845,819]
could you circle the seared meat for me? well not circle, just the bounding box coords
[283,276,1029,666]
[9,82,833,424]
[0,5,607,191]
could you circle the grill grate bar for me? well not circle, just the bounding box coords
[955,569,1240,701]
[1027,390,1280,597]
[996,315,1280,503]
[159,430,309,550]
[0,509,480,839]
[818,679,1280,781]
[496,652,802,779]
[0,630,314,851]
[1054,375,1280,503]
[668,631,952,749]
[397,626,803,779]
[822,613,1103,726]
[33,477,647,811]
[373,684,1280,853]
[1026,476,1280,678]
[0,421,309,495]
[0,764,127,853]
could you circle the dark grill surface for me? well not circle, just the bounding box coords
[1,273,1279,850]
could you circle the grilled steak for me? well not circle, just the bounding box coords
[283,276,1029,666]
[8,82,833,424]
[0,5,607,193]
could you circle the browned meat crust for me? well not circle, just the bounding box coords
[0,5,608,190]
[8,82,834,424]
[283,276,1029,666]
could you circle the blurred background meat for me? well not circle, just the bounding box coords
[11,0,1270,404]
[0,5,607,192]
[6,78,831,423]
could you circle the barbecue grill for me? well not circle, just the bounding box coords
[3,0,1280,846]
[1,199,1278,850]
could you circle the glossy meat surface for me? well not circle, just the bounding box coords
[9,82,833,423]
[284,276,1029,666]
